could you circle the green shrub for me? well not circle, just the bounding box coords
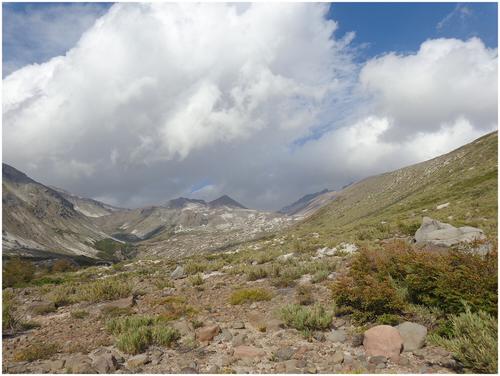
[101,306,133,318]
[189,273,204,286]
[51,259,76,273]
[429,306,497,373]
[107,314,179,354]
[185,261,207,275]
[32,303,57,315]
[3,257,35,288]
[13,342,60,362]
[311,270,329,283]
[116,326,151,354]
[229,288,272,305]
[76,278,132,303]
[152,277,174,290]
[246,266,269,281]
[3,290,18,331]
[376,313,402,326]
[70,310,89,319]
[280,304,333,337]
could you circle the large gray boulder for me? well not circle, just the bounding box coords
[170,265,186,279]
[396,322,427,351]
[414,217,486,248]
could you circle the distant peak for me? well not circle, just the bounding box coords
[2,163,35,184]
[209,195,247,209]
[165,197,207,209]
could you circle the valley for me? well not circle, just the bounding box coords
[2,132,498,374]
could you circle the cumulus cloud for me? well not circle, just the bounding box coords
[360,37,497,141]
[2,3,497,210]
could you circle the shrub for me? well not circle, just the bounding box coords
[185,261,207,275]
[51,259,76,273]
[106,314,179,354]
[3,257,35,288]
[48,284,78,307]
[156,296,198,321]
[246,266,268,281]
[189,273,204,286]
[229,288,272,305]
[311,270,329,283]
[101,306,133,318]
[295,284,314,306]
[70,310,89,319]
[152,277,174,290]
[280,304,333,337]
[429,306,497,373]
[13,342,60,362]
[32,303,57,315]
[76,278,132,303]
[3,290,19,331]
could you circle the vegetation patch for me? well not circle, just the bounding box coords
[3,257,35,288]
[13,342,60,362]
[429,306,497,374]
[280,304,333,337]
[106,315,179,354]
[229,288,272,305]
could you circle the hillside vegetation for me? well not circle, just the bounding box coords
[288,131,497,248]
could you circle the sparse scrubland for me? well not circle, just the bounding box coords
[2,132,498,374]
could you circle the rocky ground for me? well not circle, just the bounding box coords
[2,238,462,374]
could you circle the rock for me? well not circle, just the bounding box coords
[333,318,346,328]
[232,322,245,329]
[351,334,364,347]
[276,347,296,361]
[41,359,65,372]
[180,367,198,373]
[65,354,95,373]
[368,355,387,365]
[125,354,149,369]
[207,365,220,373]
[196,324,220,342]
[172,320,194,336]
[331,351,344,364]
[338,243,358,254]
[92,353,118,374]
[278,253,295,262]
[231,333,248,347]
[396,322,427,352]
[313,332,325,342]
[375,363,386,369]
[436,202,450,210]
[316,247,336,258]
[343,353,353,366]
[414,217,487,248]
[326,329,346,343]
[171,265,186,279]
[100,296,135,311]
[363,325,403,362]
[233,345,266,359]
[283,359,300,373]
[215,328,233,342]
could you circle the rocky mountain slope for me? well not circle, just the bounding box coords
[3,165,291,262]
[289,131,498,246]
[2,164,113,260]
[279,189,331,216]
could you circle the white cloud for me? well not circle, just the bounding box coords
[2,3,497,210]
[360,37,497,141]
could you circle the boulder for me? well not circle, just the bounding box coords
[233,345,266,359]
[125,354,149,369]
[275,347,296,361]
[171,265,186,279]
[100,296,135,311]
[65,354,95,373]
[414,217,486,248]
[397,322,427,352]
[363,325,403,362]
[195,324,220,342]
[92,353,118,374]
[326,329,347,343]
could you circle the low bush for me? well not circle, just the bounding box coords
[229,288,272,305]
[70,310,89,319]
[189,273,204,286]
[331,243,497,323]
[429,306,497,373]
[3,257,35,288]
[13,342,60,362]
[311,270,329,283]
[246,266,269,281]
[51,259,76,273]
[76,277,132,303]
[156,296,198,321]
[106,315,179,354]
[280,304,333,337]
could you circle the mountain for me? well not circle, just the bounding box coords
[290,131,498,244]
[2,164,114,261]
[279,189,336,216]
[209,195,247,209]
[51,186,124,218]
[164,197,207,209]
[2,165,291,261]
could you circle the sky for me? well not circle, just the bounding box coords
[2,2,498,210]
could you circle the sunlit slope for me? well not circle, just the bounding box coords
[290,131,498,244]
